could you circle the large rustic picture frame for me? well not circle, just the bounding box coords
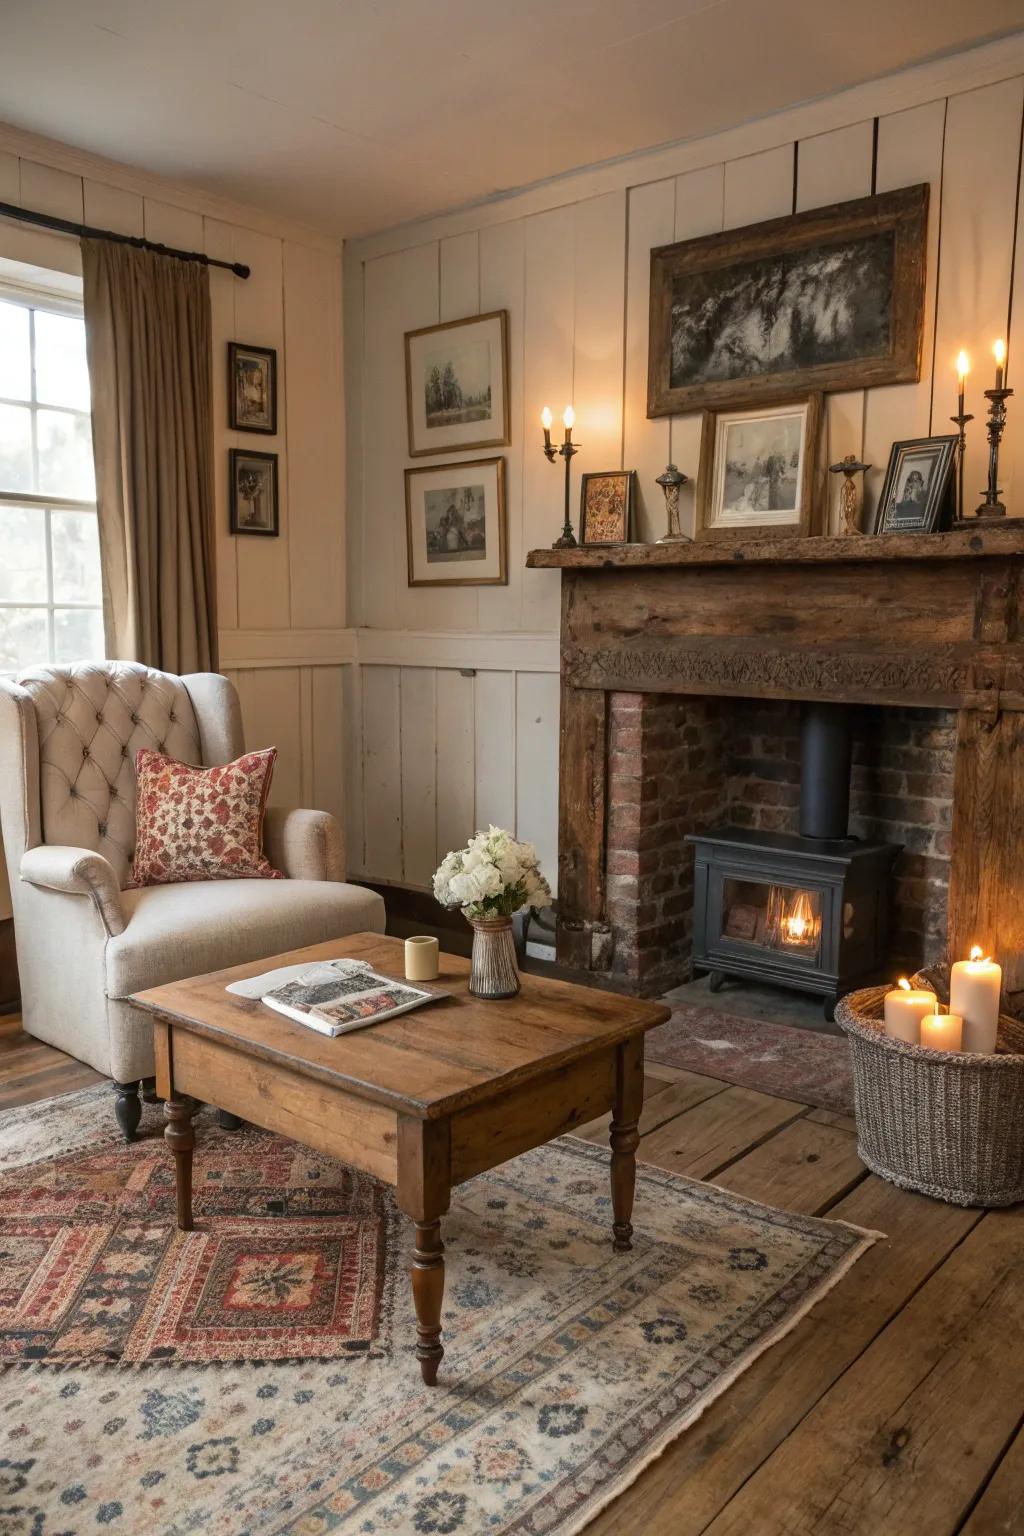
[647,184,928,417]
[405,310,510,457]
[694,394,823,541]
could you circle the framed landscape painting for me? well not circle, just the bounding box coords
[694,395,822,540]
[405,310,509,457]
[648,185,928,416]
[404,457,507,586]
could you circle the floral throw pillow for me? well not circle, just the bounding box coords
[128,747,284,887]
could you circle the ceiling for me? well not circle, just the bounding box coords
[3,1,1024,240]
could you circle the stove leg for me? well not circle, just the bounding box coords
[708,971,727,994]
[823,994,838,1023]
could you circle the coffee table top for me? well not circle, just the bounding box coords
[132,932,671,1119]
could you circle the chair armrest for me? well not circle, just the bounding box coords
[263,808,345,882]
[20,845,127,937]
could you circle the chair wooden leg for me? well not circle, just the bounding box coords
[113,1080,142,1142]
[141,1077,159,1104]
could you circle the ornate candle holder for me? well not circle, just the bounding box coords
[949,401,973,523]
[828,456,870,535]
[655,463,691,542]
[543,409,579,549]
[973,386,1013,522]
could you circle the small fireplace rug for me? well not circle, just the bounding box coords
[646,1001,855,1116]
[0,1086,877,1536]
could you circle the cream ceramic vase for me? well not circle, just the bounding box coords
[468,915,520,999]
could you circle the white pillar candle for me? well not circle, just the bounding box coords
[920,1011,963,1052]
[883,980,937,1045]
[949,947,1002,1054]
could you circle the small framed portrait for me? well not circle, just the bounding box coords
[404,457,507,587]
[579,471,636,545]
[873,435,957,533]
[229,342,277,434]
[405,310,509,457]
[695,394,823,540]
[230,449,279,536]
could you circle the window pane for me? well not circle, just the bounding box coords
[53,606,104,663]
[0,302,31,402]
[34,310,91,410]
[0,505,47,602]
[0,606,47,670]
[0,402,33,492]
[36,409,95,498]
[51,509,102,603]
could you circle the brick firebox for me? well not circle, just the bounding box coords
[604,691,955,996]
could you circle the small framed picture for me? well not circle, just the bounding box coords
[873,435,957,534]
[405,311,509,457]
[229,342,277,434]
[404,457,507,586]
[695,394,823,540]
[230,449,279,536]
[579,471,636,545]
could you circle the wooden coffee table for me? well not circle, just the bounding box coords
[132,932,670,1384]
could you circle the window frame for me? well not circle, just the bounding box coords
[0,278,103,670]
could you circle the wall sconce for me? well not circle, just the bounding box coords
[542,405,579,548]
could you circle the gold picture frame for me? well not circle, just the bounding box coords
[694,394,823,541]
[405,310,510,457]
[404,456,508,587]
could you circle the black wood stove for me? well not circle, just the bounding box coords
[687,703,899,1019]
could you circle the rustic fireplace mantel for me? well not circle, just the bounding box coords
[527,524,1024,1005]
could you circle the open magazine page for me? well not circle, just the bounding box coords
[258,959,442,1036]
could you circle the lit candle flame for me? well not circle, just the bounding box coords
[957,350,969,383]
[969,944,992,965]
[563,405,575,430]
[995,340,1006,367]
[541,405,552,430]
[898,977,912,991]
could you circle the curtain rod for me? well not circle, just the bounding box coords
[0,199,251,278]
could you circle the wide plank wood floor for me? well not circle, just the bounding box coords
[2,1014,1021,1535]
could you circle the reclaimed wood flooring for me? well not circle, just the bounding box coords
[2,1015,1020,1535]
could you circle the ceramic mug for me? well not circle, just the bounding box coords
[405,934,439,981]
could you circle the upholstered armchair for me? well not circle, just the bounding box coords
[0,662,385,1137]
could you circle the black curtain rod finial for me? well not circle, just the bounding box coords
[0,198,251,279]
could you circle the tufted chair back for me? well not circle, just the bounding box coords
[13,662,205,887]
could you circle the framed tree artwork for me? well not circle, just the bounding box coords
[648,185,928,417]
[230,449,279,536]
[228,343,277,434]
[404,457,507,586]
[405,311,510,457]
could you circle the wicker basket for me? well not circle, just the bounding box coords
[836,984,1024,1207]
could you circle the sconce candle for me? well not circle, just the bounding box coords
[543,404,579,548]
[541,405,553,456]
[883,978,937,1045]
[950,946,1002,1053]
[563,404,575,443]
[994,339,1006,391]
[920,1009,963,1052]
[957,351,969,417]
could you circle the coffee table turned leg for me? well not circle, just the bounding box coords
[610,1037,644,1253]
[164,1095,196,1231]
[411,1219,445,1386]
[398,1116,451,1387]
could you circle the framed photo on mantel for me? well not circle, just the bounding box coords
[647,184,928,417]
[694,394,823,541]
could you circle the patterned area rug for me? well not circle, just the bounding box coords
[646,1002,855,1115]
[0,1085,876,1535]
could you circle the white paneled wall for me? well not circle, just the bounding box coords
[345,41,1024,899]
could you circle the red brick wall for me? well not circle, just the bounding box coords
[604,692,955,992]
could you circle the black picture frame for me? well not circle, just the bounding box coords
[578,470,636,546]
[872,435,957,534]
[230,449,279,537]
[229,342,277,434]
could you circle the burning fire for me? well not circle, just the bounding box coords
[898,977,912,992]
[969,944,991,966]
[783,891,818,945]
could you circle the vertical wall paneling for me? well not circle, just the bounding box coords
[18,160,84,222]
[361,665,403,881]
[722,144,794,228]
[572,191,628,486]
[235,667,303,809]
[142,198,204,251]
[669,164,725,533]
[283,240,346,629]
[474,671,516,834]
[203,217,240,632]
[399,666,438,887]
[1004,113,1024,511]
[479,217,527,632]
[515,672,560,893]
[796,120,875,532]
[298,667,316,806]
[344,245,367,629]
[933,78,1024,510]
[863,98,947,519]
[311,667,346,830]
[233,229,291,629]
[623,179,675,542]
[522,205,576,631]
[341,663,365,875]
[81,180,144,236]
[440,231,480,321]
[0,152,19,204]
[435,669,476,856]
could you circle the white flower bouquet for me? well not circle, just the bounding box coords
[433,826,550,921]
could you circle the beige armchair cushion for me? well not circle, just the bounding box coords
[105,878,386,999]
[20,843,126,936]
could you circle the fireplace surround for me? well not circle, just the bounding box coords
[528,524,1024,1008]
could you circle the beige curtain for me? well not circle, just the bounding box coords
[82,239,218,673]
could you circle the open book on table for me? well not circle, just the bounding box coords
[228,958,444,1037]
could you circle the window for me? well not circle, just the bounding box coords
[0,285,103,670]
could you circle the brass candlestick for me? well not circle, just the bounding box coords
[655,463,691,542]
[543,408,579,548]
[974,386,1013,521]
[828,456,870,535]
